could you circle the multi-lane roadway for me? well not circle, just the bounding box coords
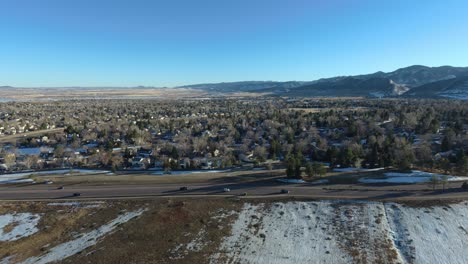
[1,179,467,201]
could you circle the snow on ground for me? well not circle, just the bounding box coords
[385,201,468,264]
[439,94,468,100]
[333,167,385,172]
[0,256,13,264]
[310,179,328,184]
[0,178,34,184]
[369,92,385,98]
[438,87,468,100]
[359,170,468,184]
[0,213,41,242]
[276,178,306,184]
[16,147,53,156]
[47,201,105,208]
[21,208,146,264]
[170,228,208,260]
[0,169,111,184]
[211,201,468,264]
[210,202,351,264]
[170,209,236,260]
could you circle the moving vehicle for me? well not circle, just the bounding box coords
[223,188,231,192]
[280,189,290,194]
[179,186,189,191]
[73,192,81,197]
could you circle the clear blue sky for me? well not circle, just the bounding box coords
[1,0,467,87]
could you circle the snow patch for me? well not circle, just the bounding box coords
[276,178,306,184]
[333,167,385,172]
[0,256,14,264]
[310,179,328,184]
[0,179,35,184]
[0,213,41,242]
[369,92,385,98]
[0,169,111,184]
[359,170,468,184]
[170,209,238,260]
[21,208,146,264]
[47,201,105,208]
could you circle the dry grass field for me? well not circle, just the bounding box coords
[0,198,241,264]
[0,87,207,101]
[2,198,467,264]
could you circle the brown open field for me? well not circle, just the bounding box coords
[0,198,241,264]
[0,87,207,101]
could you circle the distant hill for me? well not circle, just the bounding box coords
[3,65,468,99]
[403,75,468,99]
[283,77,409,97]
[179,65,468,99]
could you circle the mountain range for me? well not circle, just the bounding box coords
[180,65,468,99]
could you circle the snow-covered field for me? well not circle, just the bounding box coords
[0,213,41,242]
[359,170,468,184]
[20,208,146,264]
[385,202,468,264]
[210,201,468,264]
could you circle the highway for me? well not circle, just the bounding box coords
[1,179,467,201]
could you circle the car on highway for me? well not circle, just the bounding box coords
[179,186,189,191]
[44,180,53,184]
[462,181,468,190]
[57,186,64,190]
[223,188,231,192]
[280,189,290,194]
[240,192,247,196]
[73,192,81,197]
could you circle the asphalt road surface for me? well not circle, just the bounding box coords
[1,180,467,201]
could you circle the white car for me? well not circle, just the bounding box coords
[223,188,231,192]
